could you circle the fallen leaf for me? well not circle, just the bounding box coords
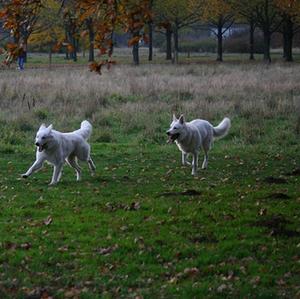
[129,202,140,211]
[57,245,69,252]
[43,215,53,226]
[217,284,227,293]
[259,208,267,216]
[96,244,118,255]
[20,242,31,250]
[183,267,199,277]
[64,288,81,298]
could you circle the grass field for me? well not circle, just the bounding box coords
[2,48,300,69]
[0,61,300,298]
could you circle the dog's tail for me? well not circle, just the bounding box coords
[213,117,231,138]
[78,120,92,140]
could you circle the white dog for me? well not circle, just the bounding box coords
[167,114,231,175]
[22,120,96,185]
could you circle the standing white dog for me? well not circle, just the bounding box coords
[167,114,231,175]
[22,120,96,185]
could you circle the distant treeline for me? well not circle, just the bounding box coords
[1,0,300,68]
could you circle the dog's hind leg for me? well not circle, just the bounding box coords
[191,152,199,176]
[67,156,82,181]
[57,170,63,182]
[202,139,211,169]
[87,157,96,176]
[202,151,209,169]
[49,163,63,185]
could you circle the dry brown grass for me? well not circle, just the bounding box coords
[0,63,299,144]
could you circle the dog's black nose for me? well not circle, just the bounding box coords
[36,142,40,146]
[166,131,171,136]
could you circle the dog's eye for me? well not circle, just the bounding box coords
[174,127,178,130]
[42,136,46,140]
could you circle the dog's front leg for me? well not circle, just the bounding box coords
[49,163,63,185]
[182,152,191,166]
[191,153,198,176]
[21,158,45,178]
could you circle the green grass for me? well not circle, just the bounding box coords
[0,130,299,298]
[0,61,300,298]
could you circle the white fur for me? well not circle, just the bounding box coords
[22,120,96,185]
[167,114,231,175]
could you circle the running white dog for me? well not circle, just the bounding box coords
[22,120,96,185]
[167,114,231,175]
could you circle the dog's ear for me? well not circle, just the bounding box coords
[39,123,46,130]
[172,114,177,121]
[179,114,185,124]
[47,124,53,131]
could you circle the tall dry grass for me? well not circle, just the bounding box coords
[0,63,299,146]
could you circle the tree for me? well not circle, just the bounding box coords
[154,0,201,63]
[252,0,282,62]
[202,0,234,62]
[76,0,117,67]
[63,1,80,61]
[275,0,300,61]
[118,0,152,65]
[85,17,95,62]
[230,0,257,60]
[1,0,153,72]
[0,0,42,63]
[28,0,65,66]
[148,0,154,61]
[76,0,151,70]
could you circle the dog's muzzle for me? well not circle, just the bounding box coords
[166,132,180,143]
[36,142,47,152]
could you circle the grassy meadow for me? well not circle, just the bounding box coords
[0,60,300,298]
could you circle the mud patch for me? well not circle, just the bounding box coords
[265,193,291,200]
[252,214,300,237]
[263,176,287,184]
[190,234,218,243]
[286,168,300,176]
[159,189,201,197]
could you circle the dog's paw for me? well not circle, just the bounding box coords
[48,182,57,186]
[21,174,28,179]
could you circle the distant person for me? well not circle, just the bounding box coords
[17,42,27,70]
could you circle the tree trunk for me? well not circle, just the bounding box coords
[49,47,52,68]
[166,27,172,60]
[109,31,114,56]
[283,32,287,59]
[21,34,29,63]
[72,37,78,62]
[216,22,223,62]
[148,21,153,61]
[24,40,28,63]
[173,21,179,64]
[263,30,271,62]
[132,32,139,65]
[249,18,255,60]
[283,17,293,62]
[66,25,78,62]
[65,29,70,60]
[87,18,94,62]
